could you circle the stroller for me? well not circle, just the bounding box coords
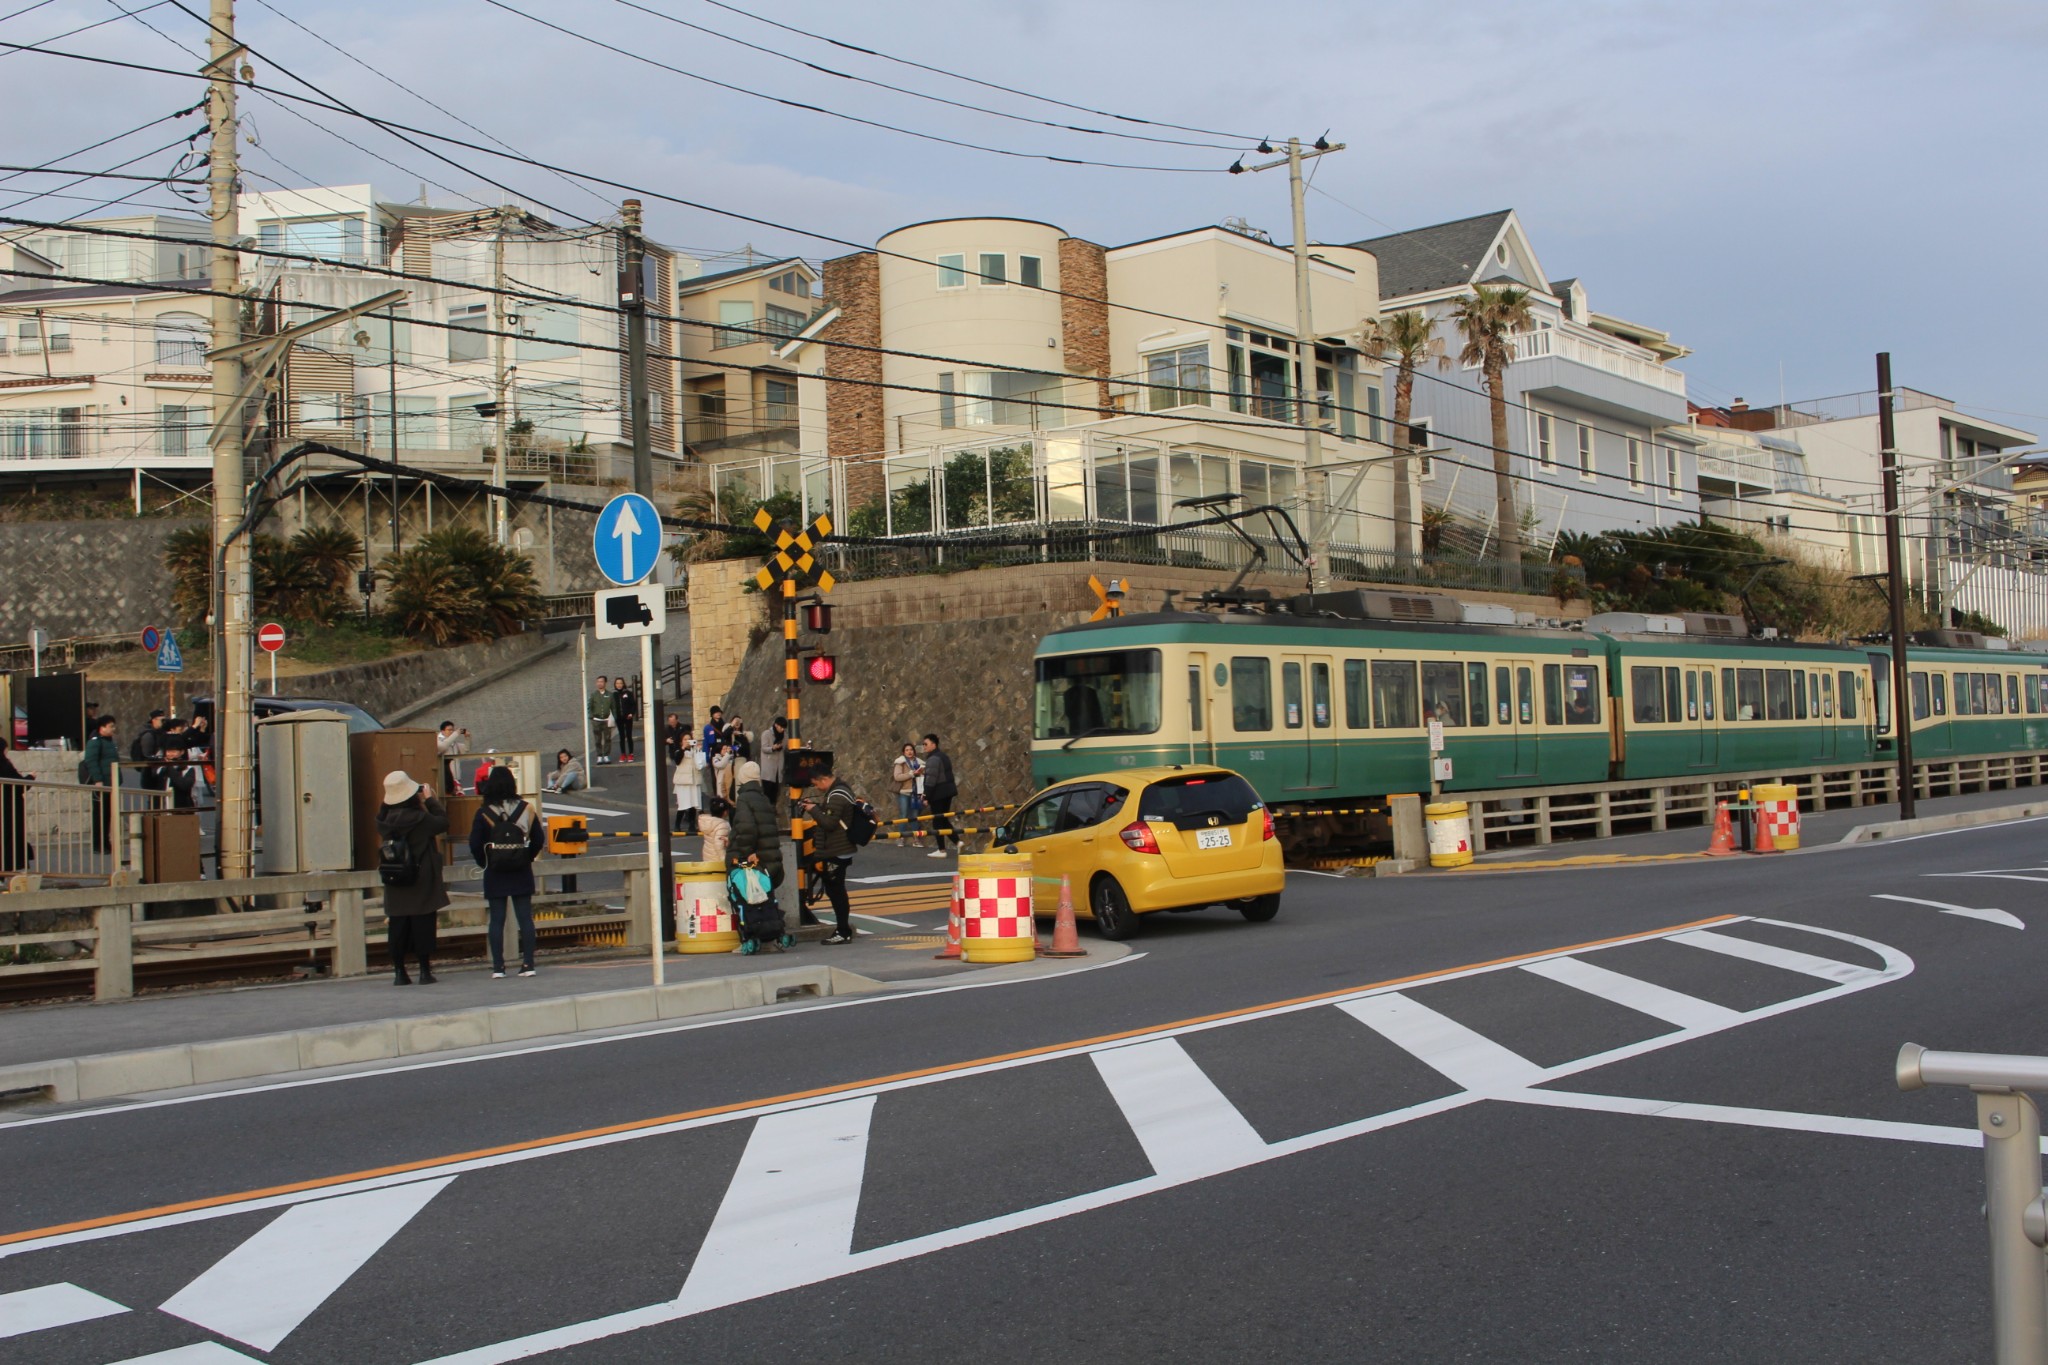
[728,864,794,954]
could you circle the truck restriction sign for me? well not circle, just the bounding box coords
[257,622,287,653]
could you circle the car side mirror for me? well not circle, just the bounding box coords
[993,825,1011,844]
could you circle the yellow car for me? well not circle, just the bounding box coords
[993,766,1284,940]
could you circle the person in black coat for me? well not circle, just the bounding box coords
[376,772,448,985]
[0,737,31,873]
[612,678,640,763]
[468,765,546,977]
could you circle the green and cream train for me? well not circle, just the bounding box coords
[1030,590,2048,835]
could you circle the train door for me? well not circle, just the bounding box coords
[1497,657,1538,776]
[1278,653,1335,790]
[1185,651,1215,766]
[1689,666,1719,769]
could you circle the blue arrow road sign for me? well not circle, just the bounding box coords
[156,635,183,673]
[593,492,661,587]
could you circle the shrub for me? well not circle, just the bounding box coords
[379,525,540,645]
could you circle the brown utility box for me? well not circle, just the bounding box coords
[140,810,202,884]
[349,728,440,870]
[444,794,482,866]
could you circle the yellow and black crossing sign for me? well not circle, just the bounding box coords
[1088,574,1126,622]
[754,509,835,593]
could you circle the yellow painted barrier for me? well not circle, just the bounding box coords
[1426,801,1474,869]
[1753,783,1800,851]
[674,858,740,954]
[958,851,1036,964]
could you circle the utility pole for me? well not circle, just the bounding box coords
[1879,352,1916,820]
[490,205,513,544]
[206,0,254,878]
[621,198,653,499]
[1241,137,1345,592]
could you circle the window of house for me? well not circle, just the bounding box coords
[1533,411,1553,469]
[1224,326,1298,423]
[371,393,440,450]
[1422,661,1465,726]
[1411,417,1435,480]
[258,214,366,264]
[447,303,490,362]
[1018,255,1043,289]
[1665,445,1681,496]
[1631,666,1665,723]
[937,370,1061,428]
[937,254,965,289]
[1314,346,1358,439]
[0,407,84,460]
[1231,656,1272,731]
[978,252,1007,286]
[149,311,207,366]
[713,300,754,349]
[448,392,491,451]
[1366,383,1384,444]
[1467,662,1489,727]
[160,403,206,458]
[1371,661,1418,729]
[1146,345,1209,411]
[14,318,38,356]
[1627,436,1644,489]
[762,376,797,425]
[514,303,578,361]
[765,304,805,338]
[768,270,810,298]
[1578,424,1595,479]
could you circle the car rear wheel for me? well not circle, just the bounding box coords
[1090,876,1140,941]
[1236,893,1280,922]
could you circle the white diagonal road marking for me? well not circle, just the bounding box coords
[109,1345,265,1363]
[674,1097,875,1314]
[1338,992,1546,1092]
[0,1282,125,1338]
[161,1178,452,1350]
[1669,929,1878,984]
[1521,956,1744,1031]
[1872,893,2025,929]
[1091,1038,1267,1179]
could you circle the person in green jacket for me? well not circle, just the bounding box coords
[588,675,615,765]
[82,714,119,853]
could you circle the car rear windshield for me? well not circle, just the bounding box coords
[1136,772,1262,829]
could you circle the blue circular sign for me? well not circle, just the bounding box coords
[592,493,663,587]
[141,625,161,652]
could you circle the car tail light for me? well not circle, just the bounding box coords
[1260,808,1276,841]
[1118,821,1161,854]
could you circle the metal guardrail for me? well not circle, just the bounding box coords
[2,775,169,885]
[1898,1044,2048,1363]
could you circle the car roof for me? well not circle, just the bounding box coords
[1044,766,1244,789]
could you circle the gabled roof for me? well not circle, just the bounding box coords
[1347,210,1511,300]
[678,257,810,293]
[0,279,207,304]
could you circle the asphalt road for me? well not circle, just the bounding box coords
[7,817,2048,1362]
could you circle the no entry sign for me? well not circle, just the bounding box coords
[257,622,287,654]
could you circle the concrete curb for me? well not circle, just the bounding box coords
[1839,800,2048,844]
[385,633,574,727]
[0,964,885,1107]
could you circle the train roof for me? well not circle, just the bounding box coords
[1040,611,1861,658]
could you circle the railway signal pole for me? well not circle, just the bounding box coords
[1877,353,1916,819]
[753,509,834,905]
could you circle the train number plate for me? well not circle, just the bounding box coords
[1197,829,1233,849]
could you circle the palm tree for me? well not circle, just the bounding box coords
[1450,283,1535,586]
[1362,309,1448,563]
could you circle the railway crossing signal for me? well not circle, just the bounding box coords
[1089,575,1126,622]
[755,509,835,906]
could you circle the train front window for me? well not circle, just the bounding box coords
[1033,650,1162,740]
[1423,661,1465,726]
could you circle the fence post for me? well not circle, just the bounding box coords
[1976,1089,2048,1363]
[624,867,651,948]
[332,888,366,978]
[95,902,133,1001]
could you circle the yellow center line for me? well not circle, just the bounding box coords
[0,911,1737,1248]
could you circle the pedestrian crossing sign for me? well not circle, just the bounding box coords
[156,635,184,673]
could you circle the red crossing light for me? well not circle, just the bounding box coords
[805,654,837,685]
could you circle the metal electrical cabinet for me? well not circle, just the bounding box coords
[258,711,353,874]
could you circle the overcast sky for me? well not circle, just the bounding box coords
[6,0,2043,435]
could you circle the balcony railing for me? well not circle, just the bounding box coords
[1476,325,1686,396]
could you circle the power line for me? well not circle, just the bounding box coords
[0,0,173,58]
[478,0,1228,175]
[0,102,207,191]
[604,0,1241,152]
[0,163,206,183]
[694,0,1266,144]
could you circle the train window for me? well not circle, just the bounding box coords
[1685,671,1699,721]
[1422,661,1466,726]
[1282,662,1304,729]
[1496,666,1512,724]
[1565,665,1601,724]
[1792,672,1807,721]
[1932,673,1948,716]
[1970,673,1988,716]
[1700,669,1715,721]
[1664,668,1683,724]
[1372,661,1419,729]
[1311,662,1332,728]
[1764,670,1793,721]
[1231,657,1272,731]
[2008,676,2021,713]
[1737,668,1765,721]
[1631,666,1666,724]
[1467,663,1489,728]
[1722,667,1736,721]
[1822,672,1834,718]
[1542,664,1563,726]
[1807,673,1820,719]
[2029,676,2043,715]
[1035,649,1163,740]
[1838,671,1857,720]
[1343,660,1368,729]
[1518,667,1534,725]
[1987,675,2004,716]
[1910,672,1929,720]
[1188,666,1204,732]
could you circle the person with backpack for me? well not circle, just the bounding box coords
[376,771,448,985]
[132,710,167,765]
[920,733,959,858]
[727,757,784,892]
[468,765,546,978]
[801,760,874,946]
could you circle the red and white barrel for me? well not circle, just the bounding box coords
[959,853,1035,964]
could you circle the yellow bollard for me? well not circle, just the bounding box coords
[1752,783,1800,851]
[1425,801,1473,868]
[674,859,740,954]
[958,851,1036,964]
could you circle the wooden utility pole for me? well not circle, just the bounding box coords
[1878,352,1916,819]
[621,198,653,499]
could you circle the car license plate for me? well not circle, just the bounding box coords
[1196,828,1232,849]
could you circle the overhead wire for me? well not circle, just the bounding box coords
[0,0,173,57]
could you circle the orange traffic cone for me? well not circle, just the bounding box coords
[1041,874,1087,958]
[1752,812,1779,855]
[1705,802,1737,856]
[934,876,964,960]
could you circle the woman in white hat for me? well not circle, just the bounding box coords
[375,770,448,985]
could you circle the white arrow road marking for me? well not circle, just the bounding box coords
[0,1282,126,1338]
[1339,992,1546,1093]
[1522,955,1746,1030]
[108,1345,264,1363]
[1092,1038,1267,1179]
[673,1098,874,1314]
[161,1178,453,1350]
[537,801,630,819]
[1872,894,2025,929]
[1667,929,1880,984]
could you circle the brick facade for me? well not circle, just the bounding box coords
[821,252,884,507]
[1058,237,1112,415]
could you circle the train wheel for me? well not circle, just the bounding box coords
[1090,876,1141,941]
